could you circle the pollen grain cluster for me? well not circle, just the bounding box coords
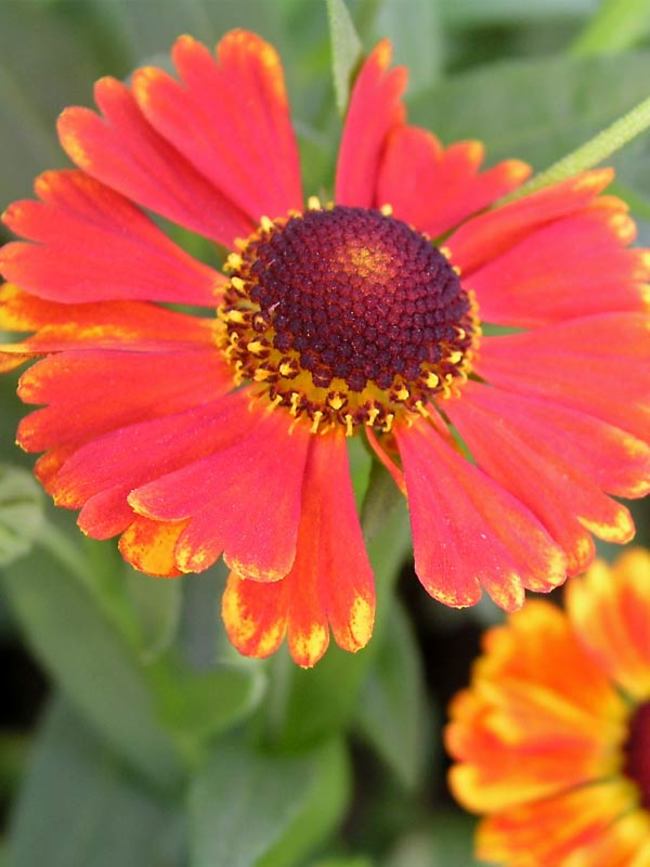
[217,202,479,434]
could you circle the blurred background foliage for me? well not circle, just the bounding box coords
[0,0,649,865]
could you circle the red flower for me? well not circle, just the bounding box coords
[446,549,650,866]
[1,31,648,666]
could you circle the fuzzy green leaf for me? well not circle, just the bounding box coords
[327,0,363,115]
[8,697,182,867]
[0,464,44,568]
[189,737,349,867]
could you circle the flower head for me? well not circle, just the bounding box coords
[446,549,650,866]
[1,30,648,666]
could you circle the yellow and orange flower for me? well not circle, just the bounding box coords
[446,549,650,866]
[1,31,649,666]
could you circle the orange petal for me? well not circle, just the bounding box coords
[377,125,530,237]
[222,432,375,667]
[447,168,614,274]
[57,76,252,246]
[395,419,566,610]
[476,780,640,866]
[1,170,222,305]
[567,550,650,701]
[446,601,627,812]
[446,382,642,574]
[470,197,649,326]
[132,31,302,221]
[118,515,186,577]
[130,407,310,579]
[476,312,650,441]
[335,39,407,208]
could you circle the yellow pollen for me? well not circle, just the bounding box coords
[310,411,324,433]
[380,203,393,216]
[344,414,354,437]
[253,368,273,381]
[395,385,410,401]
[425,372,440,388]
[328,393,345,411]
[448,350,463,364]
[267,394,284,413]
[382,413,395,433]
[414,400,429,417]
[279,361,296,377]
[452,265,462,276]
[439,246,452,260]
[366,406,380,426]
[225,252,243,271]
[260,215,274,232]
[289,392,301,415]
[246,340,265,355]
[307,195,322,210]
[230,276,246,291]
[455,327,466,340]
[224,309,246,324]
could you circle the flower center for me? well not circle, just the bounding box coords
[624,701,650,808]
[217,202,479,434]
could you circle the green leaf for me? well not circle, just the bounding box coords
[408,52,650,192]
[2,525,184,789]
[571,0,650,56]
[373,0,443,92]
[327,0,363,115]
[122,564,183,662]
[148,655,267,762]
[8,697,183,867]
[312,858,374,867]
[0,464,44,568]
[385,814,481,867]
[348,436,373,510]
[356,601,429,790]
[3,522,266,781]
[188,737,349,867]
[439,0,595,25]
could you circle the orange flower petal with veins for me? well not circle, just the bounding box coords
[222,431,374,667]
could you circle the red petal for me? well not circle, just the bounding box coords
[451,382,650,500]
[132,32,302,222]
[47,393,254,530]
[471,197,649,326]
[0,171,225,306]
[0,286,213,362]
[222,432,375,667]
[395,419,566,610]
[17,348,231,451]
[476,313,650,439]
[57,77,252,246]
[335,40,407,208]
[129,407,310,578]
[446,383,640,574]
[1,171,222,306]
[377,126,530,237]
[447,169,614,274]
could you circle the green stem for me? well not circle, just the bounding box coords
[504,92,650,201]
